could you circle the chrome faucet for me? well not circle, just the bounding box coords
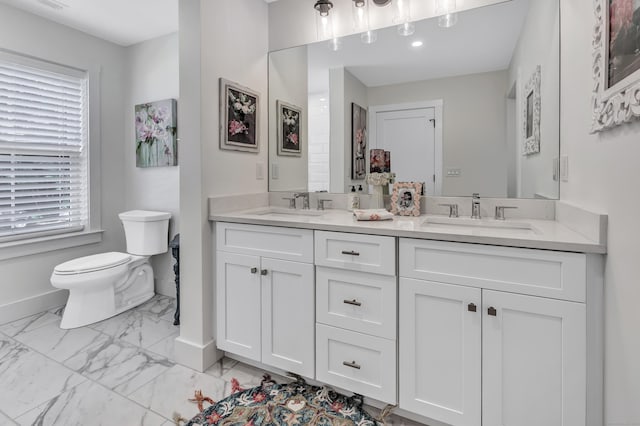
[294,192,310,210]
[471,193,481,219]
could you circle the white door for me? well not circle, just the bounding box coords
[216,251,261,361]
[373,106,438,194]
[261,258,315,378]
[482,290,586,426]
[399,278,482,426]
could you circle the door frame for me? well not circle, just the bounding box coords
[369,100,443,196]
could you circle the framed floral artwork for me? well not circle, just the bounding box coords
[592,0,640,132]
[277,100,302,157]
[351,103,367,180]
[220,78,260,153]
[135,99,177,168]
[390,182,422,217]
[522,66,541,155]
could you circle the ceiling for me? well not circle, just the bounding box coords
[307,0,530,92]
[0,0,178,46]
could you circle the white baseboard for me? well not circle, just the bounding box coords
[0,289,68,325]
[174,336,222,372]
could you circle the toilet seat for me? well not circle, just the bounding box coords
[54,252,132,275]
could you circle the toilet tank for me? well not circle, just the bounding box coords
[118,210,171,255]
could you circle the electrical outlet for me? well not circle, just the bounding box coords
[256,163,264,180]
[271,163,279,180]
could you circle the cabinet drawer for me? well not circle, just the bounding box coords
[316,324,396,404]
[316,267,396,339]
[315,231,395,276]
[400,239,587,302]
[216,222,313,263]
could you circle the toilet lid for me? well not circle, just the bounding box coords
[54,252,132,275]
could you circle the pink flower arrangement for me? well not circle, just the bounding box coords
[287,132,299,146]
[610,0,634,43]
[229,120,249,136]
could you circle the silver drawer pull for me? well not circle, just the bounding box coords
[343,360,361,370]
[341,250,360,256]
[343,299,362,307]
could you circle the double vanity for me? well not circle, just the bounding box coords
[210,200,605,426]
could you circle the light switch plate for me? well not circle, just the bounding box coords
[271,163,279,180]
[256,162,264,180]
[446,168,462,177]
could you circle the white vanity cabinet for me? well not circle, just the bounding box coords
[314,231,397,404]
[398,238,599,426]
[215,222,315,378]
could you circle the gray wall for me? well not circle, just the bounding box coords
[0,4,127,316]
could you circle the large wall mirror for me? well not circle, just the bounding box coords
[268,0,559,199]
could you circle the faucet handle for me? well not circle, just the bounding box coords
[282,197,296,209]
[439,203,459,218]
[317,199,332,211]
[495,206,518,220]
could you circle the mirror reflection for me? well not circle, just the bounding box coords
[268,0,559,199]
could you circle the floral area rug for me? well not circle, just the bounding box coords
[175,375,392,426]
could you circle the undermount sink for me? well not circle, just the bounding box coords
[251,207,325,217]
[421,216,541,236]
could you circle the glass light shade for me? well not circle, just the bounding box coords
[361,30,377,44]
[328,37,342,51]
[393,0,415,36]
[352,0,369,32]
[397,21,415,36]
[435,0,458,27]
[438,13,458,28]
[316,12,334,40]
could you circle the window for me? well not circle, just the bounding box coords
[0,53,89,242]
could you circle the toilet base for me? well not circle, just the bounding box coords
[58,262,155,329]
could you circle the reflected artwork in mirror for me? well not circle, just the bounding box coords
[268,0,560,199]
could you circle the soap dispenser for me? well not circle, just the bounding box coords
[348,185,360,210]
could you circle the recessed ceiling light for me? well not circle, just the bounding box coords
[411,40,424,48]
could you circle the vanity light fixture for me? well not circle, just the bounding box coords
[435,0,459,28]
[315,0,342,50]
[393,0,415,36]
[352,0,377,44]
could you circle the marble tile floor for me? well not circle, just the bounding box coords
[0,295,423,426]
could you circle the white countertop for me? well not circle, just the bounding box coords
[209,208,607,254]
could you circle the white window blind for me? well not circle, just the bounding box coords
[0,54,88,242]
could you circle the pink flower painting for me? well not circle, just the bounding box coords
[220,79,261,152]
[135,99,177,167]
[608,0,640,88]
[277,101,302,156]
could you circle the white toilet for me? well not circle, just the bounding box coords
[51,210,172,329]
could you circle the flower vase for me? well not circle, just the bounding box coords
[372,185,385,209]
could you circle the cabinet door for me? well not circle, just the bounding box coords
[482,290,586,426]
[399,278,481,426]
[216,252,261,361]
[261,258,315,378]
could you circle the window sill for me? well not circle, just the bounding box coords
[0,230,104,261]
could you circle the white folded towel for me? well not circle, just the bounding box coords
[353,209,394,221]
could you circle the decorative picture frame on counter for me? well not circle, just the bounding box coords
[592,0,640,132]
[522,65,541,155]
[390,182,422,216]
[276,100,302,157]
[220,78,260,153]
[351,103,367,180]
